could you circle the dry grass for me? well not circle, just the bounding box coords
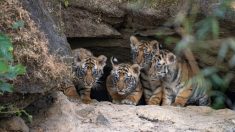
[0,0,74,93]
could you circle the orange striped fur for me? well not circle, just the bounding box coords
[130,36,163,105]
[149,50,210,106]
[106,57,143,105]
[73,48,107,104]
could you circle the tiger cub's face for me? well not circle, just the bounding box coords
[149,50,176,80]
[130,36,160,68]
[111,57,141,95]
[76,55,107,88]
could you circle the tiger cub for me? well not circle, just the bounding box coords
[73,48,107,104]
[106,57,143,105]
[148,50,210,106]
[130,36,163,105]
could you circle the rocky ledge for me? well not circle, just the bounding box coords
[27,91,235,132]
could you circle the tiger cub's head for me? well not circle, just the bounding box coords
[110,57,141,95]
[130,36,160,68]
[149,50,176,80]
[74,48,107,88]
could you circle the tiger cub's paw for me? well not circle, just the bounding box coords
[82,98,92,104]
[172,102,184,107]
[121,99,137,105]
[112,100,121,104]
[147,101,160,105]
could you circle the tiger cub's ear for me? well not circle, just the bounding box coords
[150,40,160,55]
[111,56,119,67]
[130,36,139,49]
[131,64,141,76]
[73,48,93,62]
[166,53,176,64]
[97,55,107,67]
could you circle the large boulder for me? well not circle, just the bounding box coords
[0,0,75,108]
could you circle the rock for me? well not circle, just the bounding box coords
[60,0,125,38]
[69,0,125,18]
[63,8,121,38]
[21,0,73,57]
[29,91,235,132]
[0,116,29,132]
[0,0,75,109]
[61,0,235,37]
[96,113,110,126]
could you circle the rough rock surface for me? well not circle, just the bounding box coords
[62,0,125,38]
[21,0,73,57]
[61,0,235,37]
[0,117,29,132]
[29,91,235,132]
[63,7,122,38]
[0,0,74,108]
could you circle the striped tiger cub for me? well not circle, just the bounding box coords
[130,36,163,105]
[106,57,143,105]
[148,50,210,106]
[73,48,107,104]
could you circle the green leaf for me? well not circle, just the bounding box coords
[20,110,33,123]
[229,55,235,67]
[0,81,13,93]
[195,18,210,40]
[5,64,26,79]
[211,18,219,39]
[10,64,26,75]
[217,41,229,62]
[0,34,13,61]
[211,74,225,89]
[64,0,69,7]
[202,67,218,77]
[12,20,24,29]
[0,60,9,73]
[210,91,226,109]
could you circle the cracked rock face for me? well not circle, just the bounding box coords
[29,91,235,132]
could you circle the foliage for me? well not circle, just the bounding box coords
[0,33,31,121]
[0,33,26,95]
[63,0,69,7]
[0,105,32,122]
[12,20,24,30]
[168,0,235,109]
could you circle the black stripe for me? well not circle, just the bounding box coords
[142,85,152,91]
[171,66,179,82]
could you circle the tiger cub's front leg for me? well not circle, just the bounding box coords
[172,84,193,107]
[109,92,122,104]
[121,85,143,105]
[161,87,173,106]
[147,86,163,105]
[80,88,92,104]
